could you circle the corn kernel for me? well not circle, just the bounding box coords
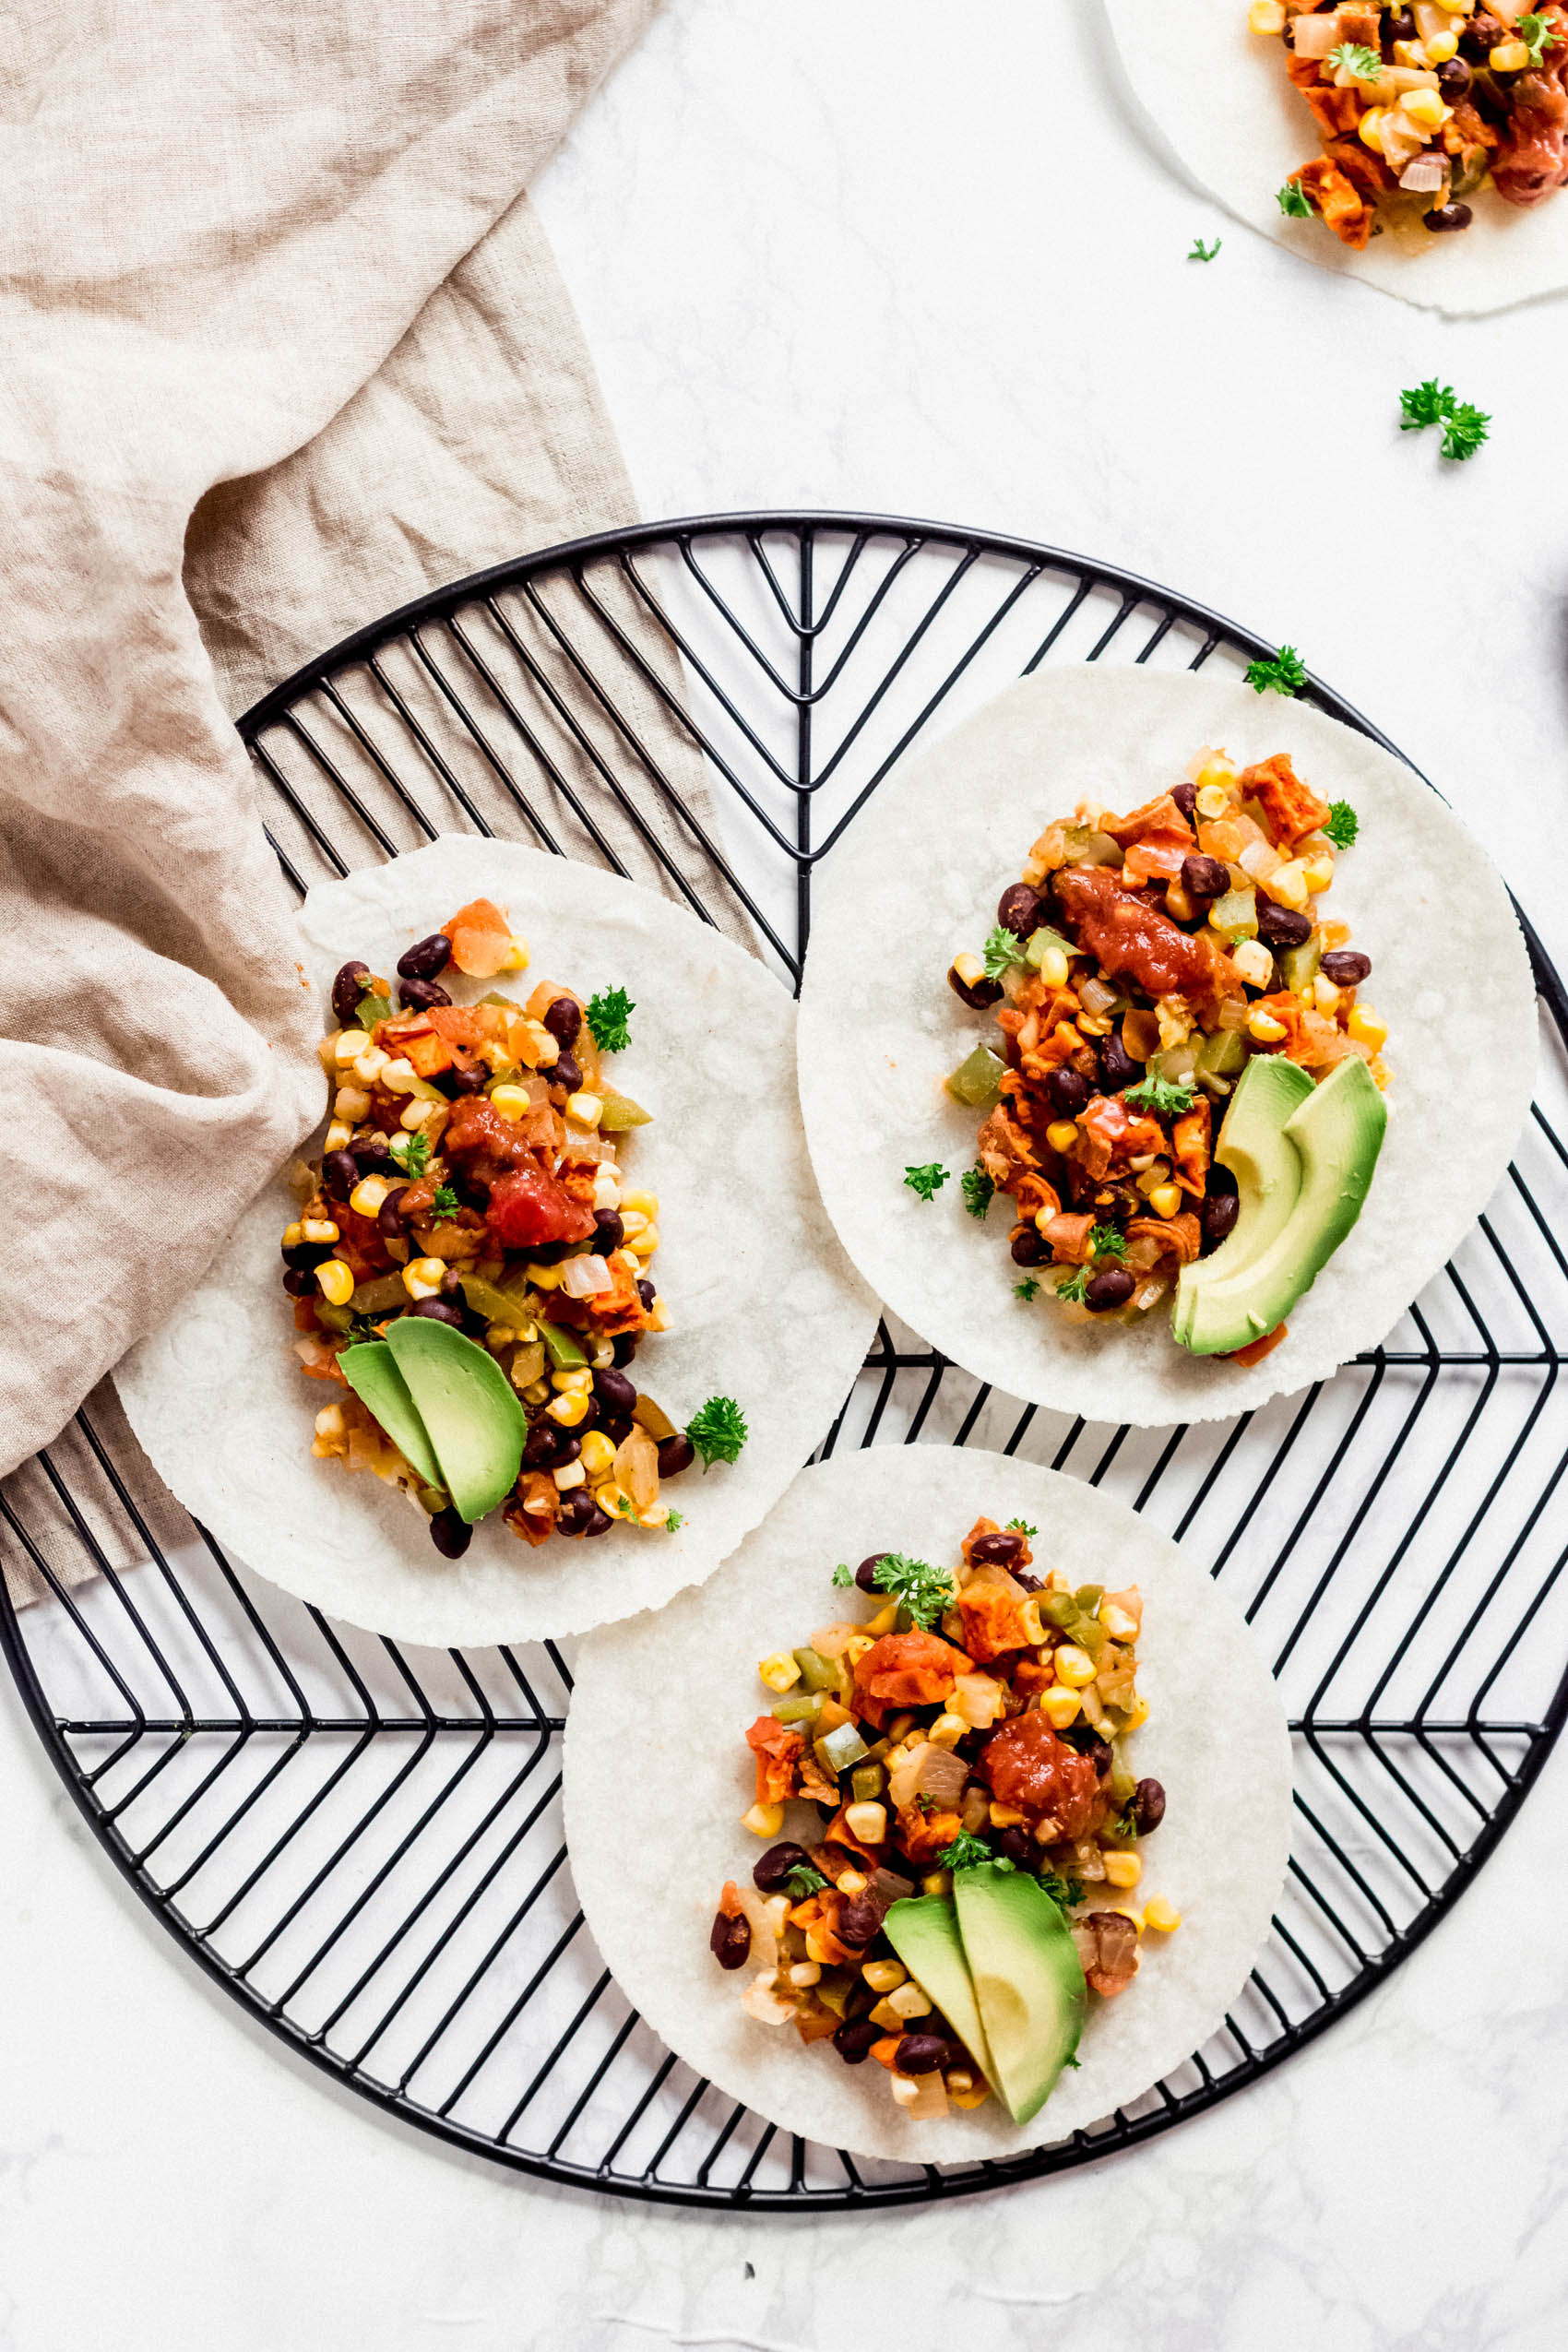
[862,1957,906,1994]
[1313,975,1341,1017]
[521,1376,552,1405]
[1035,942,1071,989]
[317,1034,341,1074]
[1491,40,1530,71]
[1348,1004,1388,1051]
[742,1801,785,1837]
[551,1367,594,1392]
[1144,1895,1182,1933]
[788,1961,821,1989]
[399,1099,433,1132]
[564,1091,604,1131]
[1194,781,1230,819]
[1249,1008,1289,1044]
[618,1210,650,1240]
[314,1404,345,1438]
[302,1218,339,1245]
[1113,1907,1146,1934]
[837,1869,868,1895]
[637,1503,671,1529]
[1301,851,1334,892]
[282,1221,303,1249]
[869,1995,904,2031]
[1103,1849,1143,1889]
[921,1870,952,1897]
[315,1258,354,1306]
[1043,1118,1081,1158]
[1247,0,1285,30]
[886,1979,932,2019]
[631,1224,659,1254]
[758,1650,801,1693]
[498,936,531,972]
[1041,1683,1081,1728]
[1403,84,1445,127]
[623,1190,659,1218]
[1265,859,1309,910]
[929,1713,966,1749]
[595,1482,636,1521]
[1230,938,1274,990]
[353,1045,388,1085]
[488,1084,530,1122]
[1425,29,1458,61]
[1124,1695,1150,1730]
[1053,1644,1096,1688]
[486,1328,516,1356]
[865,1597,900,1636]
[952,951,986,988]
[403,1257,446,1300]
[948,2080,990,2109]
[334,1029,370,1064]
[1018,1596,1045,1645]
[1099,1601,1138,1640]
[845,1800,888,1845]
[334,1085,371,1122]
[1194,755,1238,796]
[379,1057,418,1094]
[552,1460,586,1492]
[1148,1182,1182,1221]
[1359,105,1387,153]
[324,1121,353,1153]
[546,1390,590,1428]
[349,1175,390,1218]
[526,1261,564,1290]
[989,1801,1028,1827]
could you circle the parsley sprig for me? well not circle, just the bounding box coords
[1276,180,1313,220]
[1519,13,1557,66]
[1123,1072,1195,1117]
[1039,1869,1085,1910]
[936,1832,1014,1874]
[1242,644,1309,697]
[1005,1518,1038,1536]
[685,1396,748,1470]
[1399,379,1491,462]
[585,987,635,1052]
[904,1162,950,1202]
[664,1510,684,1533]
[390,1130,432,1177]
[1087,1223,1128,1261]
[1057,1265,1090,1306]
[961,1165,994,1220]
[981,923,1028,982]
[1326,41,1382,79]
[1013,1277,1039,1302]
[832,1552,956,1632]
[429,1183,461,1223]
[1188,235,1221,262]
[781,1864,828,1900]
[1324,801,1360,850]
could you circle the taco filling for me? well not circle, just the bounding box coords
[1252,2,1568,245]
[709,1518,1178,2126]
[281,896,742,1557]
[944,744,1388,1363]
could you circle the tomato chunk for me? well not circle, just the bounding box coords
[485,1166,597,1252]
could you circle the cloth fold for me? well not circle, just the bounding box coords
[0,0,675,1513]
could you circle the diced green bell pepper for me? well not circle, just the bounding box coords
[537,1317,588,1371]
[815,1720,870,1776]
[1074,1584,1104,1611]
[814,1967,855,2018]
[772,1693,824,1728]
[599,1088,651,1131]
[352,1271,410,1317]
[1196,1028,1249,1081]
[1025,925,1075,971]
[1041,1591,1077,1630]
[1062,825,1123,867]
[792,1645,840,1693]
[1277,936,1322,994]
[1209,887,1257,941]
[849,1761,886,1805]
[356,991,393,1031]
[945,1044,1006,1111]
[1155,1041,1199,1086]
[461,1274,537,1330]
[314,1301,354,1335]
[509,1339,546,1392]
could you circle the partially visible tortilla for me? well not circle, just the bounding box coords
[795,666,1537,1428]
[114,837,877,1647]
[564,1447,1293,2165]
[1103,0,1568,316]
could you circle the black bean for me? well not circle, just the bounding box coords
[552,1050,583,1096]
[438,1266,463,1297]
[554,1490,598,1538]
[1437,56,1471,98]
[1085,1265,1136,1312]
[1013,1568,1043,1593]
[1201,1192,1240,1248]
[1384,5,1416,38]
[281,1238,333,1271]
[449,1064,488,1096]
[993,1825,1033,1866]
[894,2034,950,2076]
[1046,1065,1092,1118]
[398,976,452,1013]
[948,963,1003,1012]
[397,932,453,981]
[636,1279,657,1312]
[580,1503,614,1538]
[833,2017,883,2065]
[1320,948,1372,986]
[523,1420,570,1469]
[1084,1732,1114,1778]
[593,1209,624,1253]
[1255,900,1313,950]
[429,1508,471,1559]
[1182,854,1230,902]
[969,1529,1026,1569]
[593,1366,637,1417]
[854,1552,889,1593]
[710,1908,752,1969]
[1424,203,1473,232]
[377,1190,409,1243]
[996,881,1044,939]
[527,1238,572,1265]
[1011,1226,1049,1267]
[353,1137,396,1175]
[754,1841,811,1893]
[543,995,582,1049]
[837,1897,881,1948]
[281,1267,315,1298]
[409,1299,464,1327]
[330,960,371,1028]
[612,1332,640,1368]
[1133,1777,1167,1835]
[1099,1032,1138,1093]
[600,1413,633,1445]
[322,1149,360,1199]
[1171,779,1197,820]
[657,1432,696,1479]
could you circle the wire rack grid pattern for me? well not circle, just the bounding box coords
[4,514,1567,2211]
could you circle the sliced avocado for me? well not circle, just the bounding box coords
[339,1342,445,1490]
[383,1316,526,1523]
[1173,1053,1314,1347]
[1181,1055,1386,1357]
[951,1864,1086,2124]
[883,1895,995,2086]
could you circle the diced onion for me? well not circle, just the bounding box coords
[1078,975,1121,1017]
[1400,156,1447,193]
[1291,14,1340,58]
[559,1253,612,1298]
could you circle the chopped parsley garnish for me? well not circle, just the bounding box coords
[1005,1518,1038,1536]
[356,991,393,1030]
[1276,180,1313,220]
[1123,1072,1195,1117]
[390,1129,432,1177]
[1013,1277,1040,1302]
[685,1396,748,1470]
[1087,1223,1128,1262]
[429,1183,461,1223]
[1520,12,1556,65]
[1399,379,1491,462]
[585,986,635,1053]
[1057,1265,1090,1306]
[1326,40,1382,79]
[1242,644,1309,697]
[832,1563,853,1586]
[961,1165,994,1220]
[664,1510,683,1533]
[1039,1869,1085,1910]
[981,923,1028,981]
[852,1552,956,1632]
[782,1864,829,1900]
[1188,235,1221,262]
[1323,800,1360,850]
[904,1161,951,1202]
[936,1831,1014,1874]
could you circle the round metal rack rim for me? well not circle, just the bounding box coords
[4,508,1566,2212]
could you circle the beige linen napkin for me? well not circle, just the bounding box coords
[0,0,714,1598]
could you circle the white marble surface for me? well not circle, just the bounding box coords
[6,3,1568,2344]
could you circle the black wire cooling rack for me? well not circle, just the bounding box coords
[5,514,1568,2211]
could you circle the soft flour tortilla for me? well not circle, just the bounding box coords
[564,1446,1292,2165]
[796,667,1536,1429]
[114,837,876,1647]
[1103,0,1568,315]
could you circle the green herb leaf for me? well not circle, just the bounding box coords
[1440,400,1491,462]
[936,1831,994,1872]
[1242,644,1309,697]
[1013,1277,1040,1302]
[781,1863,829,1900]
[391,1130,432,1177]
[685,1396,748,1470]
[1188,235,1221,261]
[961,1165,994,1220]
[1399,377,1455,432]
[1087,1222,1129,1262]
[1326,40,1382,78]
[1005,1518,1039,1536]
[1057,1266,1089,1306]
[863,1552,957,1633]
[356,991,393,1030]
[585,986,635,1053]
[981,923,1028,982]
[832,1563,854,1587]
[1323,800,1360,850]
[430,1183,461,1223]
[1276,179,1313,219]
[1519,12,1556,65]
[903,1162,951,1202]
[1038,1869,1085,1910]
[1123,1072,1195,1118]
